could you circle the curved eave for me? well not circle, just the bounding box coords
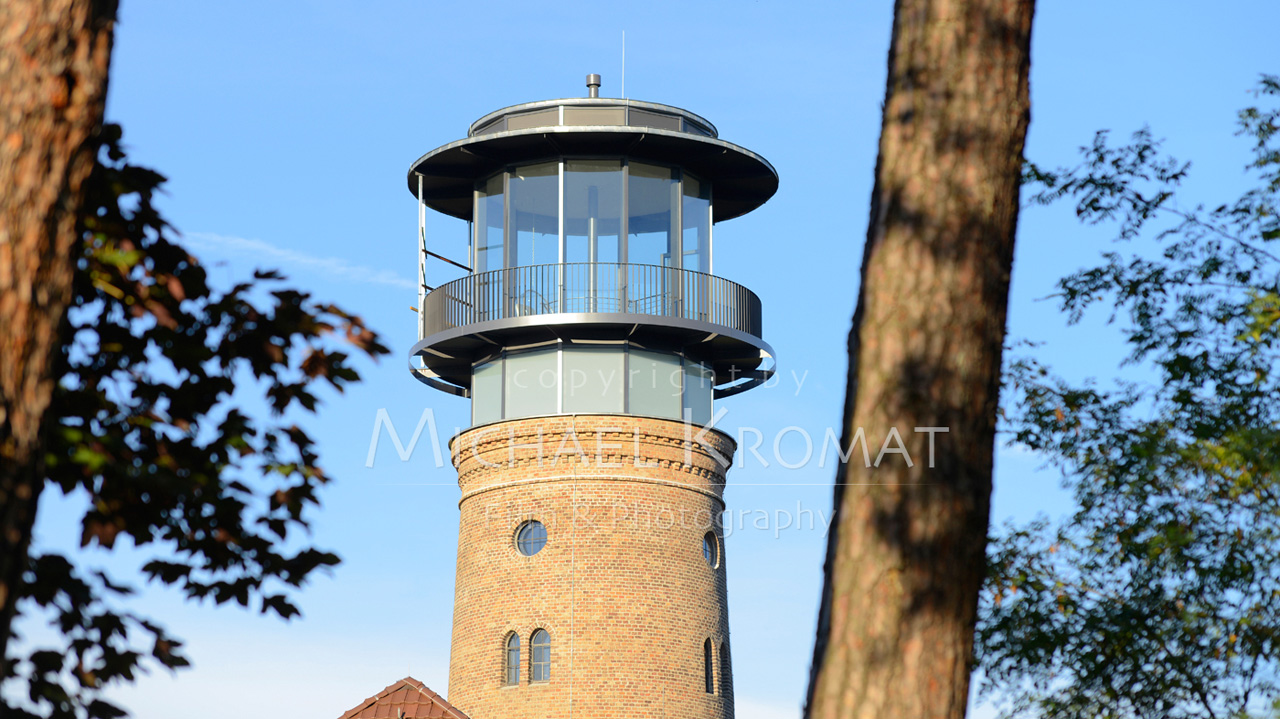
[408,312,774,391]
[406,125,779,223]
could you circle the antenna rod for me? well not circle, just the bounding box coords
[621,31,626,98]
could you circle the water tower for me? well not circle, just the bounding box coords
[407,75,777,719]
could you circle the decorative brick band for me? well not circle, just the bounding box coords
[451,414,737,496]
[458,473,729,507]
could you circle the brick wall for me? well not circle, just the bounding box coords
[446,414,738,719]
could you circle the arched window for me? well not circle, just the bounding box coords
[720,641,731,697]
[530,629,551,682]
[704,638,715,694]
[504,633,520,686]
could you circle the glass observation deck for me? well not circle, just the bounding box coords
[473,158,712,275]
[407,87,777,403]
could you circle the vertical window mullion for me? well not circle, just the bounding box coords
[680,352,688,423]
[503,169,511,269]
[621,159,630,310]
[558,160,566,262]
[674,168,684,270]
[558,160,566,312]
[707,181,713,276]
[502,169,512,318]
[674,168,684,321]
[621,159,630,262]
[471,182,480,272]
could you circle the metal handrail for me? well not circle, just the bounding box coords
[421,262,762,339]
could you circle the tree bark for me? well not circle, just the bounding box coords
[804,1,1033,718]
[0,0,116,676]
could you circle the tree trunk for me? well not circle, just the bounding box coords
[804,1,1033,718]
[0,0,116,676]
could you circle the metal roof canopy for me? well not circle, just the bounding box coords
[407,125,779,224]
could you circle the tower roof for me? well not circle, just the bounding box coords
[337,677,469,719]
[406,97,778,224]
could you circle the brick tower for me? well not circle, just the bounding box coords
[407,75,778,719]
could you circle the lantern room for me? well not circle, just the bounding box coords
[407,75,778,425]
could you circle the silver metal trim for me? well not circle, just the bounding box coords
[412,124,773,185]
[469,97,718,138]
[414,311,771,353]
[410,365,471,397]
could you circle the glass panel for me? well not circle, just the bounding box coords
[504,348,559,419]
[475,173,504,273]
[628,162,678,269]
[517,521,547,556]
[682,173,711,274]
[565,160,623,312]
[682,359,714,425]
[472,359,503,426]
[509,162,559,268]
[563,346,624,414]
[530,629,551,682]
[627,349,682,419]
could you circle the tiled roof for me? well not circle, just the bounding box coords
[338,677,469,719]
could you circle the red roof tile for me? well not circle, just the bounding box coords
[338,677,469,719]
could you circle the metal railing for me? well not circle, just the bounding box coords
[421,262,762,339]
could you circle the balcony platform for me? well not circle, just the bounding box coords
[410,262,773,397]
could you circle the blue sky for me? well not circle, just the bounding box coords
[10,1,1280,718]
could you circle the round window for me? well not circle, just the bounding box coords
[516,521,547,556]
[703,532,719,568]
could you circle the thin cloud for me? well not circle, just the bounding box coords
[185,232,417,290]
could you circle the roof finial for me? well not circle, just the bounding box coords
[586,73,601,98]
